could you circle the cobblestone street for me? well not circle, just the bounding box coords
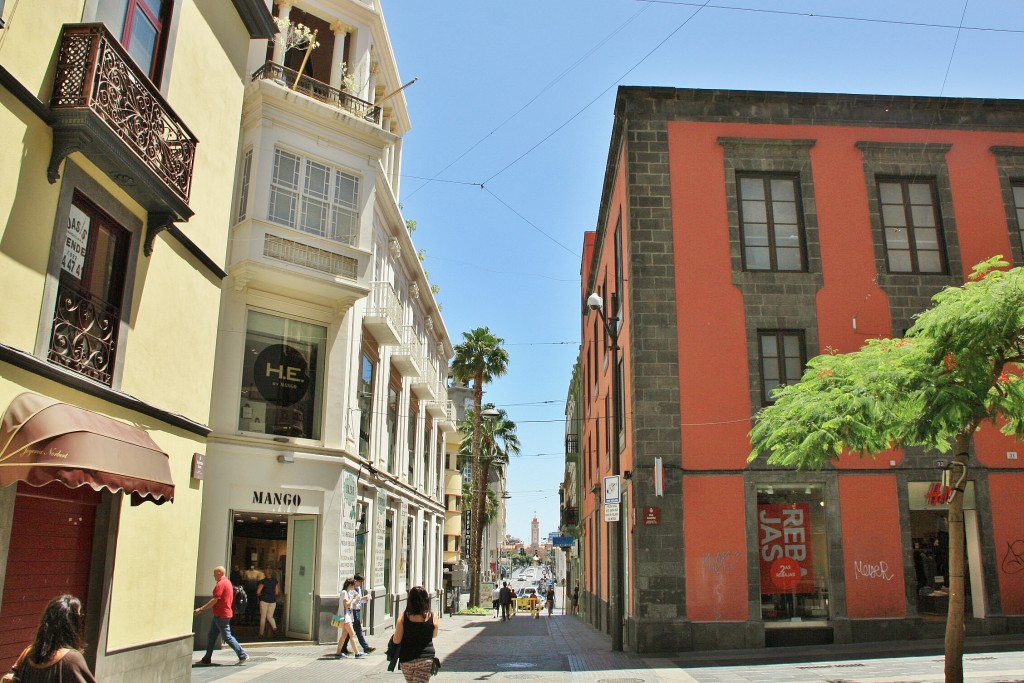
[189,613,1024,683]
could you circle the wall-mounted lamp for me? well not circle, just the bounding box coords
[277,453,294,464]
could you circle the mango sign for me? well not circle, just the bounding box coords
[758,503,813,593]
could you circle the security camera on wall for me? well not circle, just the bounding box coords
[586,293,603,310]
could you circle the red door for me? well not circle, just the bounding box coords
[0,482,100,664]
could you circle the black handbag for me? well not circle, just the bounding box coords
[431,657,441,676]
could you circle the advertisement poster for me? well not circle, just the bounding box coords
[373,489,386,588]
[758,502,814,594]
[339,470,357,585]
[62,204,90,279]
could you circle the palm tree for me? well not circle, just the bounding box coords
[461,483,499,528]
[450,327,509,606]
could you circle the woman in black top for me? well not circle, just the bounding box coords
[2,595,96,683]
[392,586,438,683]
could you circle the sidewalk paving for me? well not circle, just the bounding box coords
[188,612,1024,683]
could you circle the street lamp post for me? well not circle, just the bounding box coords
[586,291,623,651]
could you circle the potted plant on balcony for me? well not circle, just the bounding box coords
[274,18,319,90]
[338,61,359,95]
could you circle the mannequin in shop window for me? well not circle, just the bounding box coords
[243,565,265,622]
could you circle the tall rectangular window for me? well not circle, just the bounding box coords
[48,193,130,385]
[269,149,300,226]
[238,310,327,439]
[358,348,375,458]
[268,148,359,245]
[387,372,401,473]
[738,174,806,271]
[1013,182,1024,252]
[120,0,169,80]
[422,418,432,492]
[407,397,418,482]
[236,149,253,224]
[878,178,946,274]
[759,331,805,403]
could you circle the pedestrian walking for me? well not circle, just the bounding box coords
[339,574,375,655]
[491,584,501,618]
[392,586,438,683]
[256,568,278,638]
[572,584,580,615]
[334,578,366,658]
[498,582,512,621]
[195,565,249,666]
[2,594,96,682]
[545,587,555,616]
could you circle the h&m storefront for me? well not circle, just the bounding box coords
[748,474,1017,647]
[677,469,1024,651]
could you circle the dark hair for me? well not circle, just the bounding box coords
[30,595,85,664]
[342,578,355,591]
[405,586,430,616]
[353,574,364,582]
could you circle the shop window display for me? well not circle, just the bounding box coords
[239,311,327,439]
[230,512,288,639]
[908,482,977,619]
[756,484,830,622]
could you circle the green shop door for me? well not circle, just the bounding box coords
[286,515,318,639]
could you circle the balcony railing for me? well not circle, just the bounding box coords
[49,24,197,210]
[565,433,579,456]
[252,62,382,125]
[48,279,121,386]
[560,506,579,527]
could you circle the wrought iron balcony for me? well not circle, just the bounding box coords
[565,433,580,462]
[48,24,197,224]
[560,506,579,527]
[252,62,382,125]
[48,278,121,386]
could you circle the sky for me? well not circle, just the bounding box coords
[380,0,1024,542]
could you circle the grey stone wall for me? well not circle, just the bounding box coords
[618,93,686,647]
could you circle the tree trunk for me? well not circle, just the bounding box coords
[943,432,970,683]
[468,373,484,607]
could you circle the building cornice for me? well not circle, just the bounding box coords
[0,343,211,436]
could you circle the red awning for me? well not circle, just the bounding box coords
[0,393,174,504]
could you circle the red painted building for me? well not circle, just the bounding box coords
[574,87,1024,652]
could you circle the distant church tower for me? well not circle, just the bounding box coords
[531,514,539,550]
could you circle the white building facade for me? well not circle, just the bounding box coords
[194,0,455,646]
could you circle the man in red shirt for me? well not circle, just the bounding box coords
[194,566,248,666]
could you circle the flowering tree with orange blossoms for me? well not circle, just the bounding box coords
[750,257,1024,683]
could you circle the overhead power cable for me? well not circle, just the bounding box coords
[939,0,971,97]
[637,0,1024,34]
[483,186,580,258]
[400,5,653,204]
[480,1,710,186]
[421,254,577,283]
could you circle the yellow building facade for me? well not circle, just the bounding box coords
[0,1,273,680]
